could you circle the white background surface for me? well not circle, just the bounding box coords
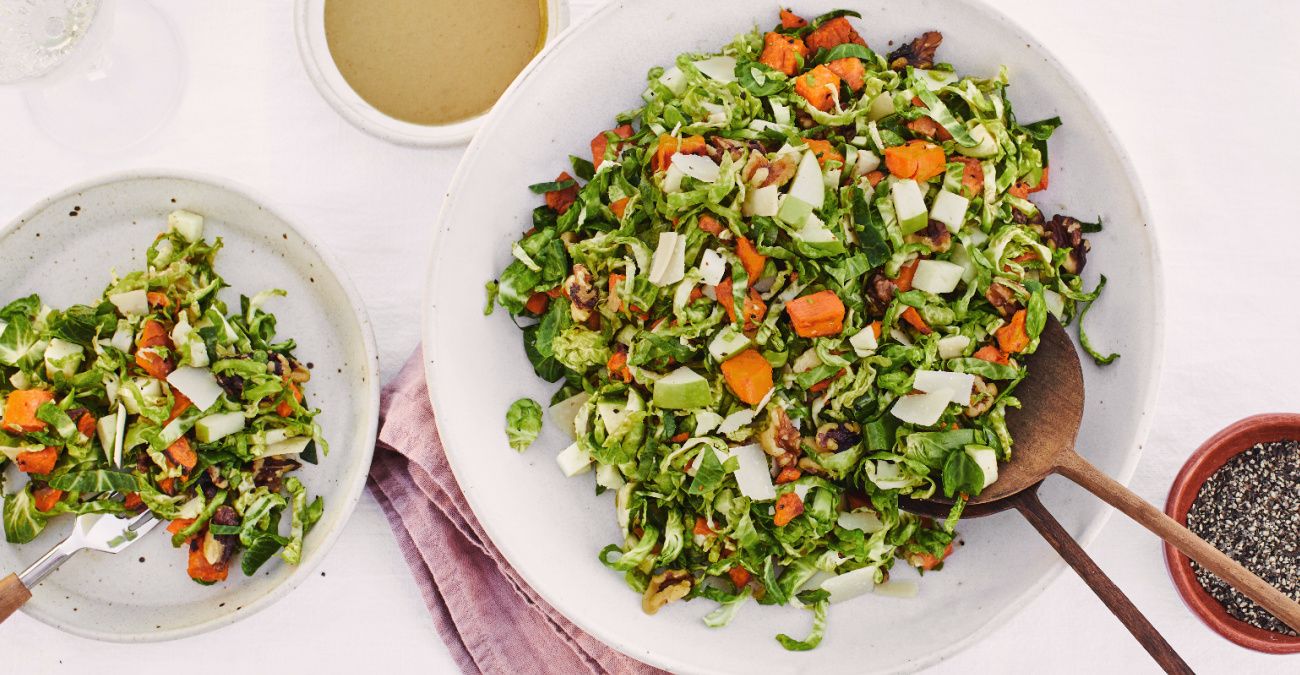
[0,1,1295,673]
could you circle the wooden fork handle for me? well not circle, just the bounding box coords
[1056,449,1300,633]
[0,573,32,623]
[1011,489,1192,674]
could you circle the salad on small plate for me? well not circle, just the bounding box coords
[1,210,327,584]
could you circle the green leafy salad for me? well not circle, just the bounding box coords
[488,8,1113,650]
[1,210,326,584]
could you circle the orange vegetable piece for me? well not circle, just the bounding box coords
[1008,182,1031,200]
[805,16,866,52]
[907,116,952,141]
[826,57,865,92]
[720,349,773,406]
[951,156,985,198]
[728,566,752,588]
[758,32,809,77]
[16,446,59,474]
[146,291,171,309]
[166,391,192,425]
[773,491,805,526]
[33,486,63,512]
[776,467,802,484]
[609,197,630,219]
[167,518,195,536]
[808,369,845,393]
[123,492,143,510]
[865,170,885,187]
[995,309,1031,354]
[137,319,171,350]
[973,344,1009,365]
[3,389,54,432]
[135,350,173,380]
[544,172,579,214]
[794,64,841,112]
[590,123,634,169]
[915,542,955,571]
[275,381,303,417]
[735,236,768,282]
[697,213,725,235]
[524,292,550,315]
[1030,166,1050,193]
[900,307,931,335]
[670,432,690,443]
[870,320,883,340]
[159,477,177,495]
[715,278,766,331]
[652,134,707,173]
[693,516,714,537]
[884,140,946,181]
[606,349,632,383]
[76,411,96,438]
[896,258,920,292]
[785,290,846,338]
[802,138,843,167]
[188,542,230,584]
[779,8,807,29]
[166,436,198,471]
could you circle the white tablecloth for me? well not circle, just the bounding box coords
[1,1,1296,672]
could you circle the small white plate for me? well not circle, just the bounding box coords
[424,0,1162,672]
[0,171,380,641]
[293,0,570,147]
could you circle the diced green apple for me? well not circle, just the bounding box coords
[43,338,84,379]
[955,123,998,158]
[891,179,929,235]
[743,184,780,217]
[966,445,999,489]
[786,150,825,209]
[653,366,712,410]
[555,441,593,477]
[167,209,205,242]
[929,190,970,232]
[910,259,965,294]
[195,412,245,443]
[708,325,751,362]
[108,289,148,317]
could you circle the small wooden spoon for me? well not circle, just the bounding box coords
[916,318,1300,653]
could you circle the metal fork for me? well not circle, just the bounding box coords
[0,510,160,622]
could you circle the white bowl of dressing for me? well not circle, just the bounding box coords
[294,0,568,147]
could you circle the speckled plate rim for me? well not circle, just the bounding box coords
[1164,413,1300,654]
[1,169,381,642]
[421,0,1165,671]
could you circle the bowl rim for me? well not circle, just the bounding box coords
[292,0,570,147]
[2,168,382,642]
[1163,412,1300,654]
[421,0,1166,670]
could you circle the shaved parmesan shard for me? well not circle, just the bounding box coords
[166,367,224,412]
[730,443,775,501]
[890,388,954,426]
[648,232,685,286]
[693,55,737,82]
[821,565,878,603]
[912,370,975,405]
[672,153,720,183]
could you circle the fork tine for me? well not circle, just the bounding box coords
[125,510,156,530]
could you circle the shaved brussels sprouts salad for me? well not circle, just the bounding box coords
[489,8,1114,649]
[1,210,326,584]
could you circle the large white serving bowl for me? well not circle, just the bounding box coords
[0,172,380,641]
[424,1,1162,672]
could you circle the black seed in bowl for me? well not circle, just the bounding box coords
[1185,440,1300,636]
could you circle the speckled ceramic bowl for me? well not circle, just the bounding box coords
[0,172,380,641]
[1165,413,1300,654]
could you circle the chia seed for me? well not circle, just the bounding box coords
[1185,440,1300,636]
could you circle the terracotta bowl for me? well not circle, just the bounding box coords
[1164,413,1300,653]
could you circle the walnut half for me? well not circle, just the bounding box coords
[642,570,693,615]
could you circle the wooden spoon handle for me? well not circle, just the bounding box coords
[1056,450,1300,632]
[1011,489,1192,674]
[0,573,32,623]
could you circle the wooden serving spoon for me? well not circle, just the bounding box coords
[911,318,1300,671]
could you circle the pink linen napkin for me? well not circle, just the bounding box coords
[367,351,666,675]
